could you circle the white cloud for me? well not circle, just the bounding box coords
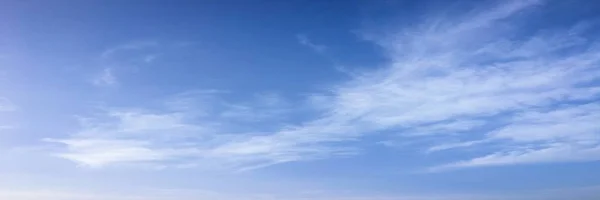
[0,97,17,132]
[0,125,15,130]
[48,0,600,172]
[214,0,600,170]
[430,143,600,172]
[164,89,227,112]
[428,103,600,171]
[297,34,327,53]
[45,108,214,168]
[490,103,600,142]
[91,68,117,86]
[219,93,292,123]
[426,140,488,153]
[408,120,487,136]
[0,97,16,112]
[45,138,170,168]
[143,54,158,63]
[211,0,598,170]
[45,91,297,169]
[101,41,158,59]
[93,41,161,87]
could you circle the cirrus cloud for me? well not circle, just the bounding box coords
[47,0,600,172]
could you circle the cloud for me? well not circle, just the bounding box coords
[216,0,600,170]
[297,34,327,53]
[91,68,117,86]
[0,97,16,131]
[219,93,292,123]
[215,0,599,170]
[44,138,171,168]
[45,108,213,168]
[0,125,15,130]
[143,54,158,63]
[426,139,488,153]
[45,91,296,169]
[430,144,600,172]
[93,41,161,87]
[350,0,599,170]
[101,41,158,59]
[48,0,600,172]
[0,97,17,112]
[429,103,600,171]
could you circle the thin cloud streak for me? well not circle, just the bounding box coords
[91,68,117,87]
[0,97,17,112]
[215,0,600,170]
[100,41,159,59]
[47,0,600,172]
[297,34,327,53]
[45,91,296,169]
[213,0,600,170]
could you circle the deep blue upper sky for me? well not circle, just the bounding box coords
[1,0,600,199]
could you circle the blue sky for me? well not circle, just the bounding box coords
[1,0,600,199]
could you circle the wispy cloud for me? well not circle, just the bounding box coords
[219,93,292,123]
[0,97,17,112]
[0,125,15,130]
[100,41,158,59]
[91,41,172,87]
[45,108,213,168]
[430,144,600,172]
[217,0,600,171]
[45,91,296,169]
[143,54,158,63]
[48,0,600,172]
[91,68,117,87]
[348,0,600,170]
[0,96,17,132]
[297,34,327,53]
[429,103,600,171]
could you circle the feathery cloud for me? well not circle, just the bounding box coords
[297,34,327,53]
[48,0,600,172]
[91,68,117,87]
[45,91,296,169]
[0,97,17,112]
[101,41,158,59]
[215,0,600,170]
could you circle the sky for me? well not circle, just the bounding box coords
[1,0,600,199]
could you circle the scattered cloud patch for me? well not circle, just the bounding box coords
[0,97,16,112]
[297,34,327,53]
[46,91,300,170]
[45,108,214,168]
[0,125,15,130]
[91,68,117,87]
[101,41,158,59]
[143,54,158,63]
